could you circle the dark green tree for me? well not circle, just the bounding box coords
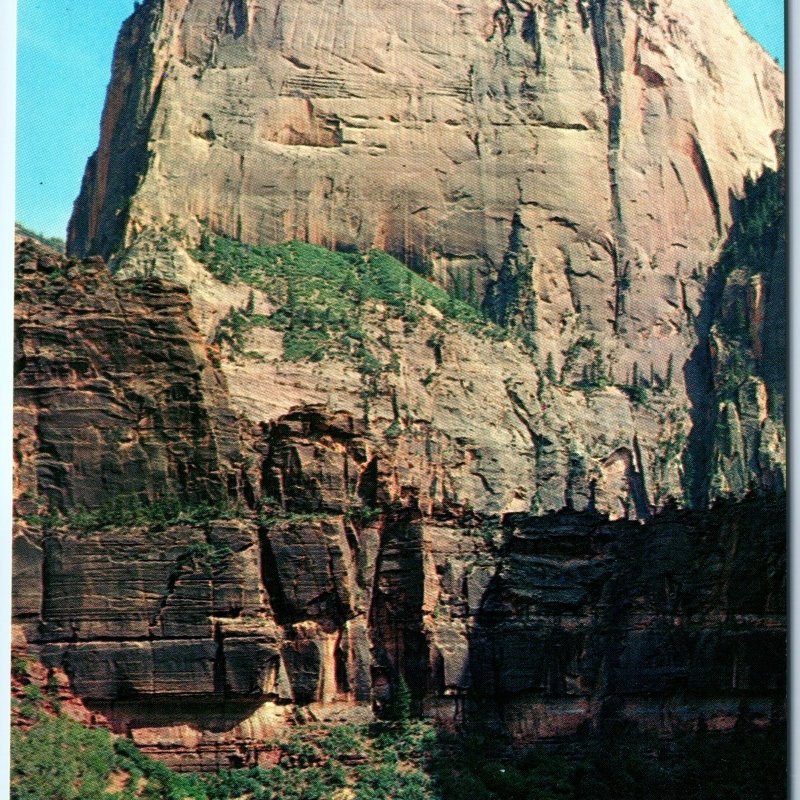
[545,352,557,384]
[385,674,412,723]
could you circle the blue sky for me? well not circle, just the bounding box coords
[15,0,786,240]
[728,0,784,68]
[16,0,136,239]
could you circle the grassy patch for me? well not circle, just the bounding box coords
[23,495,246,535]
[192,235,500,374]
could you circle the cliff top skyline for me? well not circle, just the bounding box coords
[15,0,785,241]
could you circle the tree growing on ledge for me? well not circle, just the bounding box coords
[385,674,412,723]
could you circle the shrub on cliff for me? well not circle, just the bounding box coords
[384,675,412,723]
[12,716,120,800]
[191,234,498,371]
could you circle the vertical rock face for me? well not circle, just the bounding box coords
[69,0,783,288]
[15,365,785,768]
[67,0,783,355]
[13,238,247,515]
[12,240,786,768]
[17,0,787,772]
[64,0,784,516]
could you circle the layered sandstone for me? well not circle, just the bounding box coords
[70,0,783,297]
[65,0,785,517]
[13,239,785,767]
[14,0,787,772]
[16,397,785,768]
[15,235,693,532]
[13,237,247,515]
[69,0,783,360]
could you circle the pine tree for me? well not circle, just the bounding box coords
[386,674,411,723]
[545,352,557,384]
[591,349,606,388]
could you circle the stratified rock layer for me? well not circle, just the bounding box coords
[13,240,784,767]
[65,0,785,518]
[13,238,247,514]
[70,0,783,303]
[17,477,785,770]
[68,0,783,368]
[17,0,787,769]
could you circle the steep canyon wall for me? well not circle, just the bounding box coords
[14,0,786,771]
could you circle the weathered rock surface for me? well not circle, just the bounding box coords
[70,0,783,300]
[63,0,785,518]
[13,237,247,515]
[457,497,785,739]
[16,482,785,768]
[15,0,787,772]
[13,241,785,766]
[18,231,699,525]
[69,0,783,365]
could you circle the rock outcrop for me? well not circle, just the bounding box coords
[15,412,785,769]
[70,0,783,295]
[13,238,785,767]
[14,0,787,774]
[13,237,247,515]
[64,0,785,516]
[21,232,693,523]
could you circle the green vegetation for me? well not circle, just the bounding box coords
[12,716,121,800]
[622,384,647,405]
[429,727,786,800]
[174,541,233,575]
[21,493,385,539]
[15,222,66,254]
[717,152,784,286]
[213,301,269,360]
[544,352,557,384]
[560,336,593,385]
[711,132,784,406]
[652,410,687,505]
[256,509,333,527]
[384,675,412,724]
[627,0,658,21]
[12,702,786,800]
[191,233,511,420]
[559,335,612,394]
[11,705,437,800]
[22,494,245,535]
[482,220,538,335]
[12,656,31,679]
[193,234,497,369]
[10,672,786,800]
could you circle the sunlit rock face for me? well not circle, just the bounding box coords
[68,0,783,346]
[65,0,784,517]
[14,240,785,770]
[15,0,786,770]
